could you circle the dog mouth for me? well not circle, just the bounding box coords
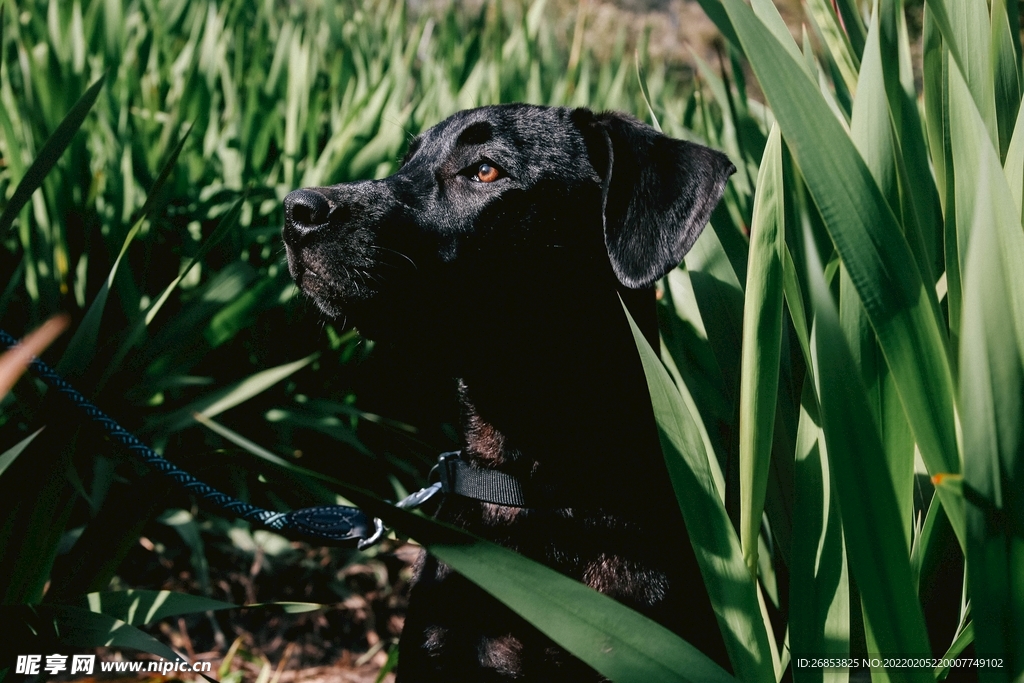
[285,251,376,316]
[282,185,424,325]
[285,239,423,324]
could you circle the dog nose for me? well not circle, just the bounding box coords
[284,189,330,240]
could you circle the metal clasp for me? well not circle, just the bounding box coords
[356,480,445,551]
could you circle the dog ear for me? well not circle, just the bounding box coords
[573,109,736,289]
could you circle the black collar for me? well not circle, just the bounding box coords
[436,451,550,508]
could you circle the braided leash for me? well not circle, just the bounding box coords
[0,328,401,547]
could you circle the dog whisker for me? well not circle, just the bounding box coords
[367,245,418,270]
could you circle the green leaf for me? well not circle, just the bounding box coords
[959,142,1024,679]
[782,246,812,376]
[0,74,105,238]
[6,604,184,663]
[352,492,735,683]
[56,219,143,377]
[739,124,785,578]
[1004,97,1024,222]
[626,302,775,682]
[921,6,949,203]
[721,0,964,546]
[0,428,44,478]
[922,0,997,145]
[847,3,917,547]
[879,0,943,286]
[78,589,321,624]
[192,412,348,503]
[57,123,195,379]
[789,380,849,683]
[749,0,806,76]
[82,590,237,625]
[145,148,229,328]
[948,58,1024,367]
[935,621,974,678]
[990,0,1022,160]
[850,3,899,215]
[803,225,931,678]
[127,121,196,231]
[805,0,860,94]
[146,354,318,436]
[97,194,243,388]
[685,223,745,411]
[833,0,867,58]
[429,539,735,683]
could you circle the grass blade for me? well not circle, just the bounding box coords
[958,120,1024,683]
[990,0,1022,159]
[0,74,106,238]
[147,354,318,435]
[948,58,1024,366]
[82,590,236,625]
[353,490,736,683]
[922,0,996,145]
[738,125,785,578]
[789,380,849,682]
[805,0,860,94]
[127,121,196,231]
[935,621,974,678]
[627,302,775,682]
[1004,98,1024,221]
[56,219,143,377]
[847,3,916,544]
[5,604,184,663]
[429,540,735,683]
[721,0,964,546]
[803,225,931,677]
[0,428,45,478]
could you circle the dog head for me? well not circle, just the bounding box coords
[282,104,734,338]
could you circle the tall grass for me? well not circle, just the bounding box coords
[2,0,1023,680]
[0,0,699,676]
[647,0,1024,679]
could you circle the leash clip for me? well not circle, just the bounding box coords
[356,480,444,550]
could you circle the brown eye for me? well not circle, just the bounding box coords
[474,163,500,183]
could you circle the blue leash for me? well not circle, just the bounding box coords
[0,328,445,548]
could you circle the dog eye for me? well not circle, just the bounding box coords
[473,163,501,183]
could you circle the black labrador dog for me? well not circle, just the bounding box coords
[282,104,734,681]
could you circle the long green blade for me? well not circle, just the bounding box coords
[990,0,1022,159]
[627,303,775,682]
[0,75,106,237]
[804,227,932,678]
[948,58,1024,367]
[847,1,916,547]
[354,493,735,683]
[922,0,997,146]
[83,590,237,625]
[957,98,1024,683]
[789,380,849,683]
[721,0,964,546]
[1004,96,1024,222]
[739,124,785,579]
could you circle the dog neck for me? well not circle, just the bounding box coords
[449,281,670,510]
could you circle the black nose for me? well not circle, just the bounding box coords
[283,189,330,240]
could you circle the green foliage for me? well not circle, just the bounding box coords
[654,0,1024,679]
[2,0,1023,680]
[0,0,697,676]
